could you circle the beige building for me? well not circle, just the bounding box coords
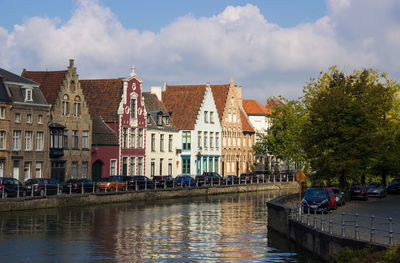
[22,60,92,182]
[211,78,255,176]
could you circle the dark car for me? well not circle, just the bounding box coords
[225,175,239,185]
[0,177,27,198]
[329,187,345,206]
[301,188,330,213]
[62,179,99,194]
[239,173,257,184]
[174,175,196,187]
[25,178,60,196]
[367,182,386,198]
[153,176,174,188]
[195,172,223,186]
[350,183,368,201]
[387,179,400,194]
[125,176,155,190]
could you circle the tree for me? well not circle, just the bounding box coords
[302,67,400,188]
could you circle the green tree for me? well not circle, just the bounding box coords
[302,67,400,188]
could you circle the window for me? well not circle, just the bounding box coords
[130,128,135,148]
[38,114,43,124]
[182,131,191,150]
[74,96,81,117]
[63,130,68,148]
[35,162,42,178]
[138,157,143,175]
[210,132,213,149]
[210,111,214,123]
[151,161,155,177]
[164,116,170,125]
[198,131,202,149]
[204,111,208,123]
[215,132,219,149]
[24,162,31,181]
[72,130,79,149]
[0,107,5,119]
[182,156,191,175]
[160,134,164,152]
[203,132,207,149]
[71,162,78,178]
[157,114,162,126]
[0,161,4,177]
[24,88,33,102]
[138,129,143,148]
[13,130,21,150]
[122,128,128,148]
[0,131,6,149]
[82,162,88,178]
[151,134,155,152]
[168,135,173,152]
[168,162,172,176]
[27,114,32,123]
[50,129,63,149]
[36,131,43,151]
[62,95,69,116]
[130,157,135,176]
[110,160,116,175]
[15,113,21,122]
[160,159,163,175]
[131,98,136,119]
[82,131,89,149]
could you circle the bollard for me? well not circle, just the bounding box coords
[172,179,175,189]
[57,184,60,195]
[389,218,393,245]
[81,182,84,194]
[301,206,304,223]
[226,178,228,186]
[370,215,375,243]
[93,183,95,193]
[145,179,147,190]
[116,183,119,192]
[69,184,72,195]
[135,181,138,191]
[31,185,34,197]
[296,203,299,221]
[321,211,324,231]
[341,213,345,237]
[17,184,19,198]
[329,211,333,234]
[164,180,166,189]
[280,173,282,182]
[211,178,213,187]
[196,179,198,188]
[355,213,359,240]
[125,182,128,192]
[307,208,310,226]
[45,183,47,197]
[313,209,317,228]
[105,185,107,193]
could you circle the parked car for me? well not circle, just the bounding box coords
[25,178,60,196]
[62,179,99,193]
[0,177,27,198]
[387,179,400,194]
[329,187,345,206]
[174,175,196,187]
[350,183,368,200]
[301,188,330,213]
[326,188,337,210]
[239,173,257,184]
[195,172,223,186]
[225,175,239,185]
[367,182,386,198]
[153,176,174,188]
[96,176,126,192]
[125,176,155,190]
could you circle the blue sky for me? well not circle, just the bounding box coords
[0,0,399,102]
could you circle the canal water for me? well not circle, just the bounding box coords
[0,190,317,262]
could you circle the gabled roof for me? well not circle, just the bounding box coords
[92,116,119,146]
[240,106,255,132]
[210,84,230,122]
[143,92,177,130]
[162,85,206,130]
[80,79,123,122]
[242,99,270,115]
[21,70,67,104]
[0,68,38,86]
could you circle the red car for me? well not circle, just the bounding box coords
[326,188,337,210]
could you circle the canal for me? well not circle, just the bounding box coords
[0,190,317,262]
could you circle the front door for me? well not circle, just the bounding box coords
[51,161,65,182]
[92,161,102,182]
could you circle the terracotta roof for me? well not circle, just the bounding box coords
[80,79,123,122]
[92,116,119,145]
[239,106,255,132]
[162,85,206,130]
[242,99,270,115]
[143,92,177,130]
[21,70,67,104]
[210,84,230,122]
[265,99,285,113]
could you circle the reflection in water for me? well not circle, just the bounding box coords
[0,190,316,262]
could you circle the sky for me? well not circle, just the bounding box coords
[0,0,399,103]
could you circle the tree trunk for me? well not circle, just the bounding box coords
[382,173,387,187]
[339,170,346,190]
[361,174,366,185]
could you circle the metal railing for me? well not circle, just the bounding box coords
[289,202,400,245]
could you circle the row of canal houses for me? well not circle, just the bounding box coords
[0,59,277,182]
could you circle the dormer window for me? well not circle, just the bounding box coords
[163,116,170,125]
[157,113,162,126]
[24,88,33,102]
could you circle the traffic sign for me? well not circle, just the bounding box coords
[296,172,306,182]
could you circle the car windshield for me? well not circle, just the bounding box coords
[305,189,326,198]
[368,182,381,188]
[100,178,110,182]
[351,184,363,190]
[331,188,340,194]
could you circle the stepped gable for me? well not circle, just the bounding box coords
[210,84,230,122]
[162,85,206,130]
[240,107,255,132]
[80,79,123,122]
[243,99,270,115]
[92,116,119,145]
[21,70,67,104]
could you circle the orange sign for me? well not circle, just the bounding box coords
[296,172,306,182]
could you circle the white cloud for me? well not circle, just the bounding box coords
[0,0,399,101]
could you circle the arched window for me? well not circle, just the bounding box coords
[62,95,69,116]
[74,96,81,117]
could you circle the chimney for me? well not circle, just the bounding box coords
[151,86,162,101]
[69,59,74,68]
[229,77,234,87]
